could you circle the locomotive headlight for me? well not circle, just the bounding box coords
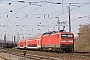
[61,40,66,42]
[68,40,73,42]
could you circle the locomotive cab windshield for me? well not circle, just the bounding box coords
[61,34,73,38]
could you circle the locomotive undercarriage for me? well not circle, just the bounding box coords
[60,44,74,53]
[41,44,74,53]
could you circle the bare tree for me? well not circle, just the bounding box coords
[75,23,90,51]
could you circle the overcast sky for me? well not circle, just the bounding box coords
[0,0,90,40]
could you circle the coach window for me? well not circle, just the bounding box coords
[20,45,23,47]
[34,44,37,47]
[57,34,59,38]
[28,44,31,47]
[32,44,34,47]
[31,44,32,47]
[35,44,36,47]
[34,44,35,47]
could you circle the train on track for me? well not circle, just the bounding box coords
[17,30,74,53]
[0,40,17,48]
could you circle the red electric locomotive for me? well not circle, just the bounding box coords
[18,30,74,53]
[41,31,74,52]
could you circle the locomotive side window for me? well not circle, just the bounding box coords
[28,44,31,47]
[61,34,73,38]
[57,34,59,38]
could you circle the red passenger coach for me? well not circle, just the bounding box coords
[27,38,41,49]
[18,38,28,49]
[26,35,42,49]
[27,39,37,49]
[18,35,42,49]
[18,41,25,49]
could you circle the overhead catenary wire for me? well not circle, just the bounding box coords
[4,3,32,25]
[3,1,90,27]
[26,1,90,27]
[9,0,52,28]
[19,3,88,34]
[0,0,90,38]
[3,0,52,37]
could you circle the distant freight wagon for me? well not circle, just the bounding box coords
[18,30,74,53]
[0,40,17,48]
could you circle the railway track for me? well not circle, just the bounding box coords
[0,56,8,60]
[0,49,60,60]
[0,48,90,60]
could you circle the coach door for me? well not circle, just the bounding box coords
[37,39,41,48]
[38,39,40,46]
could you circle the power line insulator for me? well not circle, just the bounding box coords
[10,10,12,12]
[9,3,11,5]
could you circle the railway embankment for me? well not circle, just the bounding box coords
[0,48,90,60]
[0,50,29,60]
